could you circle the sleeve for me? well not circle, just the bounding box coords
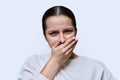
[18,56,48,80]
[101,63,116,80]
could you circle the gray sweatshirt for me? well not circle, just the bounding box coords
[18,54,115,80]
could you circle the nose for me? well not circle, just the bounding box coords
[59,33,65,43]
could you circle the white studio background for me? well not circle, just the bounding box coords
[0,0,120,80]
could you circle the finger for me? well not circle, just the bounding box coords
[52,41,60,49]
[65,47,74,55]
[61,37,76,48]
[65,52,73,59]
[63,38,78,52]
[65,39,78,55]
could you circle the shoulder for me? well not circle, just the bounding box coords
[19,54,51,73]
[75,56,109,71]
[76,56,104,66]
[78,56,115,79]
[21,54,51,69]
[26,54,51,64]
[81,56,104,66]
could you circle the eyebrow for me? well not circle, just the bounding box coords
[65,28,73,30]
[47,30,58,33]
[46,27,74,32]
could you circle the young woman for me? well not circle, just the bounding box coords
[18,6,115,80]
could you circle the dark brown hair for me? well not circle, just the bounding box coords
[42,6,77,35]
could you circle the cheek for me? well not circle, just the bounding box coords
[65,32,76,39]
[47,37,59,47]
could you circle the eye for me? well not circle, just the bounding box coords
[64,29,73,34]
[49,31,58,36]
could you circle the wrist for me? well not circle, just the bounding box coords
[49,56,61,67]
[40,56,61,80]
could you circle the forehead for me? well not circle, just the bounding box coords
[46,15,73,29]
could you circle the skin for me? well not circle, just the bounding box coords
[40,15,78,80]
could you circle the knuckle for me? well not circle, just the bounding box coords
[61,49,65,53]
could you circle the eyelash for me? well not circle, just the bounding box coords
[65,30,73,32]
[49,29,73,35]
[50,32,57,34]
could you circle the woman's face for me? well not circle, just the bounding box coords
[45,15,76,48]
